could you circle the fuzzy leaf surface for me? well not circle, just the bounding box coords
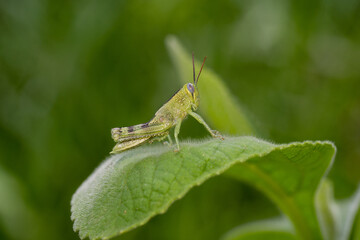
[71,137,335,240]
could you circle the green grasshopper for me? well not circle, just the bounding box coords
[110,53,224,154]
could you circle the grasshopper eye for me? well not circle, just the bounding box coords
[187,83,194,94]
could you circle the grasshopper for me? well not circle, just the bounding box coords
[110,53,224,154]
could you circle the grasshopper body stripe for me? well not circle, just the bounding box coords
[127,126,134,133]
[141,123,149,128]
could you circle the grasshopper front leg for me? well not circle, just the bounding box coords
[174,120,182,152]
[188,111,224,139]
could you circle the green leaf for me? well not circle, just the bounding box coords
[222,231,296,240]
[315,179,339,240]
[220,217,297,240]
[224,142,335,240]
[337,184,360,240]
[71,136,335,240]
[165,35,255,135]
[0,166,39,240]
[353,210,360,240]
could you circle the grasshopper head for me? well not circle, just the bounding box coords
[185,82,199,110]
[187,53,206,111]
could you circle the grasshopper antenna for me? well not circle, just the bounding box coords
[192,52,196,84]
[196,56,207,85]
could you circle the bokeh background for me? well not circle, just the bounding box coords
[0,0,359,239]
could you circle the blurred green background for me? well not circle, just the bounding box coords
[0,0,359,239]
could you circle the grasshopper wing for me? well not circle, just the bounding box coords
[111,121,172,142]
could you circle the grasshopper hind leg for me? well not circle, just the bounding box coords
[111,137,150,154]
[111,132,171,154]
